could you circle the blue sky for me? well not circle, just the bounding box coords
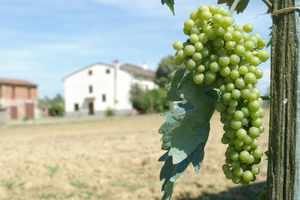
[0,0,271,97]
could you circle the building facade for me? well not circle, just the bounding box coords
[64,62,156,117]
[0,79,38,120]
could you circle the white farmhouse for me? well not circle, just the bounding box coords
[63,61,156,116]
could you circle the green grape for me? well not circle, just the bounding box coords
[224,32,233,41]
[248,65,257,73]
[242,118,249,126]
[253,149,263,160]
[175,50,185,64]
[210,54,218,61]
[184,45,196,56]
[213,14,223,24]
[184,19,195,31]
[230,120,242,130]
[257,50,270,62]
[243,24,253,33]
[251,139,258,150]
[195,42,204,51]
[249,56,261,66]
[221,16,233,27]
[252,118,263,128]
[234,139,244,150]
[242,171,254,183]
[232,89,241,100]
[229,100,238,107]
[186,59,196,70]
[209,62,220,72]
[197,64,206,72]
[251,165,260,175]
[257,38,266,49]
[205,72,216,84]
[223,93,232,102]
[235,45,246,56]
[236,128,247,139]
[232,31,242,41]
[248,100,260,112]
[230,54,240,65]
[226,83,235,91]
[239,151,251,163]
[233,111,244,121]
[230,70,240,80]
[230,151,240,161]
[244,41,255,50]
[198,33,208,43]
[190,34,199,44]
[249,127,260,138]
[255,69,263,79]
[220,67,231,77]
[193,52,203,61]
[244,73,257,84]
[193,74,205,84]
[225,41,236,50]
[243,135,253,145]
[173,41,183,50]
[202,48,210,57]
[235,78,246,89]
[219,56,230,66]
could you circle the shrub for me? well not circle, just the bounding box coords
[130,84,168,114]
[105,108,115,117]
[39,94,65,117]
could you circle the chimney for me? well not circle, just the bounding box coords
[141,63,148,70]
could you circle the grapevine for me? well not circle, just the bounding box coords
[159,5,269,199]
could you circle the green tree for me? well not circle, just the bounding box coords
[155,55,180,88]
[39,94,65,117]
[130,84,168,113]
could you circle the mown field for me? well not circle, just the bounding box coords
[0,112,269,200]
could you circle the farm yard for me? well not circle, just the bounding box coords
[0,113,269,200]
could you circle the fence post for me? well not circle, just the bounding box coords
[267,0,299,199]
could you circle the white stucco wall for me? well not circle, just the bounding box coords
[64,63,156,115]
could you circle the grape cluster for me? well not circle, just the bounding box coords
[172,6,269,184]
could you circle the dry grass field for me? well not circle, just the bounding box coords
[0,112,269,200]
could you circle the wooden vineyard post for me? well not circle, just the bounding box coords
[267,0,300,199]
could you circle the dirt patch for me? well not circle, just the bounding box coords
[0,112,269,200]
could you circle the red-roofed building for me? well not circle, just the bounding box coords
[0,78,38,120]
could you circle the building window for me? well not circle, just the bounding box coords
[89,85,93,94]
[88,70,93,76]
[74,103,79,111]
[102,94,106,102]
[106,69,111,74]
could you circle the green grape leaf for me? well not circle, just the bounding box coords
[161,0,175,15]
[159,71,218,200]
[168,73,217,164]
[160,144,208,199]
[217,0,250,13]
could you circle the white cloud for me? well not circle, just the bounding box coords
[93,0,215,17]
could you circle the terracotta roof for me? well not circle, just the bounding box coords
[120,63,155,80]
[0,78,37,87]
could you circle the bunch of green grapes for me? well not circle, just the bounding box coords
[172,5,269,184]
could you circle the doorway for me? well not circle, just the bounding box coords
[10,106,18,119]
[25,103,34,119]
[88,101,95,115]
